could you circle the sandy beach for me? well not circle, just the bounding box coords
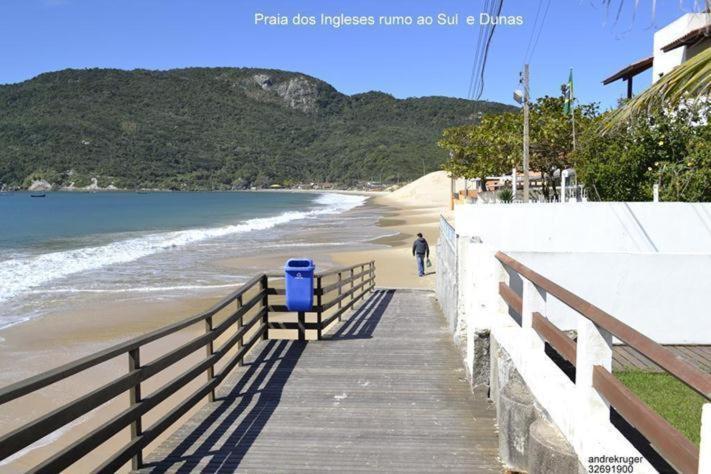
[0,172,452,473]
[330,171,452,289]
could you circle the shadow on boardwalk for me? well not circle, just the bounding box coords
[140,289,394,473]
[328,289,394,340]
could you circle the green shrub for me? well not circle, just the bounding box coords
[498,187,513,203]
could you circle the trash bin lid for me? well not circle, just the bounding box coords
[284,258,315,271]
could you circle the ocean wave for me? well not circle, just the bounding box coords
[0,193,366,304]
[30,283,242,295]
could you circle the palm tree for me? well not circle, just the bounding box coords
[599,0,710,128]
[602,48,710,129]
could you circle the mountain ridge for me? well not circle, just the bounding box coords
[0,67,516,190]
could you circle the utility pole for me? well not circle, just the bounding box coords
[522,64,530,203]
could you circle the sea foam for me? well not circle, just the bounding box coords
[0,193,366,306]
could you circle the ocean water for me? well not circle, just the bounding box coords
[0,191,377,330]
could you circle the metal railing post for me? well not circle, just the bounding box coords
[316,276,323,340]
[205,315,215,402]
[128,348,142,470]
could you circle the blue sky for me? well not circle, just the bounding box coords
[0,0,703,108]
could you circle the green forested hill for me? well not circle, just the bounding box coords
[0,67,515,190]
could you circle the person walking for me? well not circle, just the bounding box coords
[412,233,430,277]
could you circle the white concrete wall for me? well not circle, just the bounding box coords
[454,202,711,344]
[505,251,711,344]
[436,216,459,334]
[456,202,711,254]
[652,13,711,83]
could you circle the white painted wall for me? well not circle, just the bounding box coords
[456,202,711,254]
[505,251,711,344]
[652,13,711,83]
[455,202,711,343]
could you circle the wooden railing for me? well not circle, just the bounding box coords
[0,261,375,472]
[496,251,710,474]
[267,261,376,340]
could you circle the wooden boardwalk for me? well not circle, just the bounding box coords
[613,344,711,373]
[138,289,501,473]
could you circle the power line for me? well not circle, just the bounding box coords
[474,0,504,99]
[467,0,493,99]
[526,0,551,63]
[469,0,504,100]
[523,0,551,64]
[522,0,544,62]
[468,0,498,99]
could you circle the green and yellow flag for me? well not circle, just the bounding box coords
[563,68,574,115]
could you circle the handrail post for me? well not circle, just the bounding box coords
[205,315,215,402]
[371,261,375,291]
[576,314,613,455]
[337,271,343,321]
[700,404,711,473]
[350,267,355,304]
[128,348,142,470]
[298,312,306,341]
[360,264,366,302]
[236,294,244,367]
[521,279,546,355]
[316,276,323,340]
[261,275,269,340]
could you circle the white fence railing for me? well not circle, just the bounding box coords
[436,216,458,333]
[494,251,710,474]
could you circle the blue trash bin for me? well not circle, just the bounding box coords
[284,259,315,312]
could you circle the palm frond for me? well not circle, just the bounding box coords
[601,48,711,131]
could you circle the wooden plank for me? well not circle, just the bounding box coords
[673,347,711,372]
[267,322,320,331]
[320,269,368,294]
[498,282,522,315]
[531,312,576,365]
[140,290,501,473]
[496,251,711,399]
[624,346,661,370]
[593,366,699,474]
[613,346,711,373]
[321,277,375,312]
[615,346,650,371]
[683,346,711,364]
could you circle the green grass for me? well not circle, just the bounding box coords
[616,371,706,445]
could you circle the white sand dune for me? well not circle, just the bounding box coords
[381,171,452,208]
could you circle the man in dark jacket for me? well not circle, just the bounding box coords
[412,233,430,277]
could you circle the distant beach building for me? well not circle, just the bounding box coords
[602,12,710,98]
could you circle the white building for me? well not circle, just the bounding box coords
[602,12,710,97]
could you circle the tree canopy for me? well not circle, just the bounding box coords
[576,105,711,201]
[439,96,597,198]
